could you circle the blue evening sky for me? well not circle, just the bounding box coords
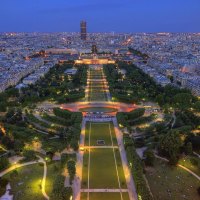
[0,0,200,32]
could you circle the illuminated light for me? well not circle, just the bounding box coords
[0,124,6,135]
[119,124,123,128]
[45,157,49,161]
[138,194,142,200]
[80,147,85,151]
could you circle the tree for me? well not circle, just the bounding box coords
[185,142,193,155]
[67,160,76,184]
[158,131,182,165]
[144,150,155,166]
[70,139,79,151]
[173,93,193,110]
[189,136,200,151]
[127,108,145,120]
[1,136,14,150]
[0,178,9,197]
[156,94,165,107]
[23,150,36,161]
[194,101,200,112]
[14,139,24,152]
[0,102,7,112]
[0,157,9,171]
[197,186,200,196]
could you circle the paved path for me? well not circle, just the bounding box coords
[62,101,136,113]
[0,161,39,177]
[73,118,86,200]
[171,111,176,129]
[84,146,119,149]
[0,156,49,200]
[113,117,138,200]
[193,151,200,158]
[81,189,129,192]
[38,156,49,200]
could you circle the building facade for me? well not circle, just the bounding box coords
[80,21,87,40]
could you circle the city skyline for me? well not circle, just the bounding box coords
[0,0,200,32]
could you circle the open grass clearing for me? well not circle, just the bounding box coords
[145,158,200,200]
[3,164,45,200]
[178,156,200,177]
[82,148,126,189]
[81,192,130,200]
[84,122,117,146]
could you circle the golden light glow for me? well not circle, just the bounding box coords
[0,123,6,135]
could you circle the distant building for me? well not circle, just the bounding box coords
[80,21,87,40]
[91,44,98,54]
[64,68,77,75]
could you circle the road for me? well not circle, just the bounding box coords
[61,101,137,113]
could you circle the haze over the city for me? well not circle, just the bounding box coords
[0,0,200,32]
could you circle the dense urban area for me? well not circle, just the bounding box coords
[0,31,200,200]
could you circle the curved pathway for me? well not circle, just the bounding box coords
[155,154,200,181]
[0,156,49,200]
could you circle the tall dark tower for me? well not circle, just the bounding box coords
[80,21,87,40]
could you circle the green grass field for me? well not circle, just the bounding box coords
[178,156,200,177]
[88,83,107,101]
[81,67,129,199]
[81,192,130,200]
[88,68,107,101]
[84,122,117,146]
[4,164,44,200]
[82,122,127,190]
[145,159,200,200]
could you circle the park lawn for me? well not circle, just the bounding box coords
[145,158,200,200]
[81,192,130,200]
[88,87,107,101]
[90,74,103,79]
[88,80,107,101]
[85,122,117,146]
[88,93,107,102]
[84,148,126,189]
[4,164,45,200]
[81,150,89,188]
[84,123,90,146]
[114,148,127,188]
[79,107,117,113]
[90,70,103,78]
[178,156,200,177]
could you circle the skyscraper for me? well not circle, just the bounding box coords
[80,21,87,40]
